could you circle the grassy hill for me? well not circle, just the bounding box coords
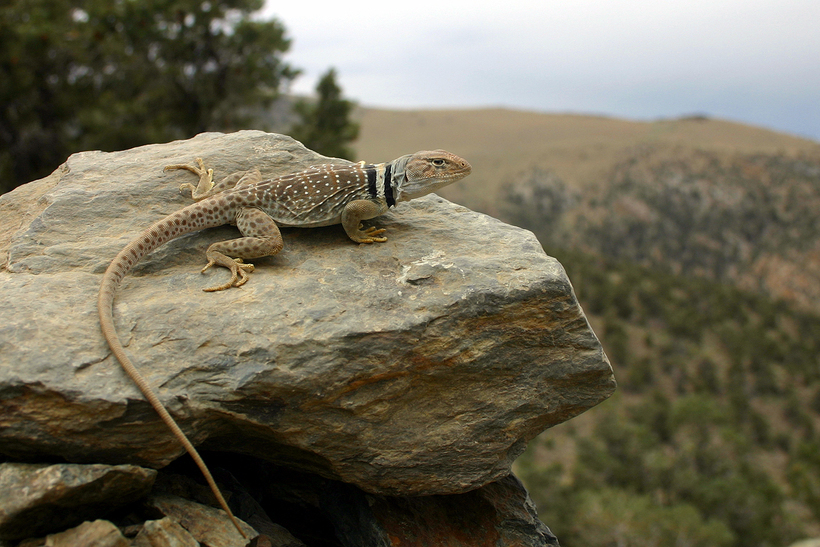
[355,107,818,214]
[355,108,820,546]
[356,108,820,314]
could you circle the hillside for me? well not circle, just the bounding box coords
[515,250,820,546]
[355,107,818,213]
[355,108,820,546]
[355,108,820,314]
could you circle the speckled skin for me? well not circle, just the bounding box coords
[96,150,471,537]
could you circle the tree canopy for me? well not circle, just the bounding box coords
[1,0,298,193]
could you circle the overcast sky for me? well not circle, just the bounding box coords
[262,1,820,142]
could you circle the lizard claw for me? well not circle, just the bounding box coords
[201,257,255,292]
[178,182,197,194]
[353,226,388,243]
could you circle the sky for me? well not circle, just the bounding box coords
[261,0,820,142]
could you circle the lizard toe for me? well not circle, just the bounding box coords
[201,256,254,291]
[351,227,388,243]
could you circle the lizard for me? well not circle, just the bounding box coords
[97,149,472,537]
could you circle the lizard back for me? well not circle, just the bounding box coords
[235,162,393,228]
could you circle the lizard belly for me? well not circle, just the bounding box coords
[253,195,348,228]
[274,214,344,229]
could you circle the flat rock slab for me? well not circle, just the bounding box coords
[0,131,614,496]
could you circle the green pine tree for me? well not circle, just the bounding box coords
[290,68,359,160]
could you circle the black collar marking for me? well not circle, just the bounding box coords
[384,163,395,207]
[364,165,377,199]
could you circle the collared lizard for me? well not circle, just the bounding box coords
[97,150,472,536]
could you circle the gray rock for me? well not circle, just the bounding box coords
[323,474,559,547]
[146,495,256,546]
[0,463,155,541]
[0,131,614,497]
[132,518,199,547]
[33,520,128,547]
[212,457,557,546]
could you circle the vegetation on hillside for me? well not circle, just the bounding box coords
[504,148,820,313]
[499,139,820,547]
[513,246,820,546]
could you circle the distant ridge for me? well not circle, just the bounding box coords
[354,107,820,312]
[355,107,818,214]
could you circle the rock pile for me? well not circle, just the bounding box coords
[0,460,557,546]
[0,132,614,545]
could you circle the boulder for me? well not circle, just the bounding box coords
[0,131,614,499]
[162,455,560,547]
[1,459,559,546]
[323,473,559,546]
[145,495,256,546]
[39,520,130,547]
[0,463,155,541]
[132,518,199,547]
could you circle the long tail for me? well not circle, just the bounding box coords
[97,202,247,538]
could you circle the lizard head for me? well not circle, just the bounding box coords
[393,150,472,202]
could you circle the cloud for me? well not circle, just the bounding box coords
[265,0,820,140]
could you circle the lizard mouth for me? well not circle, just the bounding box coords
[442,160,472,181]
[397,165,472,201]
[455,160,472,176]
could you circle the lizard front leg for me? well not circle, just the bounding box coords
[165,158,263,201]
[341,199,390,243]
[201,207,284,291]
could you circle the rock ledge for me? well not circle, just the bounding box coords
[0,131,614,499]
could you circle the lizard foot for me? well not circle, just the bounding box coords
[164,158,215,200]
[164,157,208,177]
[201,257,255,292]
[352,226,388,244]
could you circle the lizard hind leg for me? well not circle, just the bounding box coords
[201,207,284,292]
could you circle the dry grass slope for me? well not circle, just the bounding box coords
[355,107,820,313]
[355,107,819,217]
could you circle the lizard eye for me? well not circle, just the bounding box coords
[431,158,446,167]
